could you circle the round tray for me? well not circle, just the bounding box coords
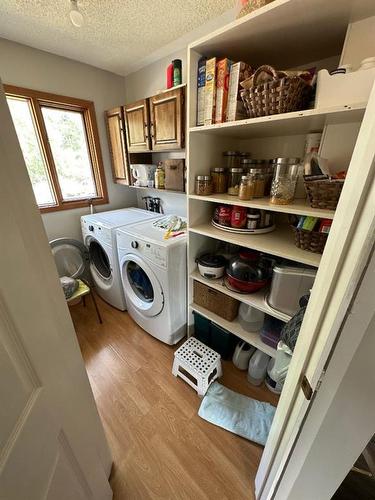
[212,219,276,234]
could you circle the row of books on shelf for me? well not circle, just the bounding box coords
[197,57,252,127]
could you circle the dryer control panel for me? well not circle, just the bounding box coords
[141,241,167,269]
[81,219,112,245]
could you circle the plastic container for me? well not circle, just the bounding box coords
[260,316,284,349]
[247,349,270,386]
[238,303,265,332]
[193,311,211,346]
[265,358,284,394]
[210,322,236,360]
[232,341,256,370]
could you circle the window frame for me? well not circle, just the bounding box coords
[5,85,109,213]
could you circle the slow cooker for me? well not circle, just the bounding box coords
[196,253,226,279]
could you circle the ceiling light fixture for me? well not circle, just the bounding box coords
[69,0,84,28]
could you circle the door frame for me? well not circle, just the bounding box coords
[256,82,375,499]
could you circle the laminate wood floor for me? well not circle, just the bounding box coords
[72,296,278,500]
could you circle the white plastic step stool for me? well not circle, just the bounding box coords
[172,337,222,397]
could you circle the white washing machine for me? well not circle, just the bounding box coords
[116,218,187,345]
[81,208,161,310]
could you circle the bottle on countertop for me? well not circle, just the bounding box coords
[154,162,165,189]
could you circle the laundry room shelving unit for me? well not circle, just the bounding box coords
[186,0,375,359]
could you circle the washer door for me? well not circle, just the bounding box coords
[49,238,90,280]
[122,254,164,317]
[88,239,112,281]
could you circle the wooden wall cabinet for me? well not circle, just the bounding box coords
[105,107,131,185]
[124,99,151,152]
[149,87,184,151]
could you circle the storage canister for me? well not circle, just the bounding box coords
[227,167,244,195]
[240,158,266,172]
[239,175,252,200]
[195,175,213,195]
[223,151,241,169]
[231,205,247,228]
[210,167,228,193]
[270,158,300,205]
[248,167,267,197]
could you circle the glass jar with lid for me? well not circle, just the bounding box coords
[270,158,300,205]
[238,175,251,200]
[240,158,266,173]
[223,151,241,169]
[210,167,228,194]
[227,167,244,196]
[195,175,213,196]
[248,167,267,198]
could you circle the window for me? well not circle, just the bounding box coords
[5,85,108,212]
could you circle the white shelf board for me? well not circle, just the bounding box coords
[188,193,335,220]
[189,105,365,139]
[191,270,291,322]
[189,223,321,268]
[127,185,186,195]
[189,0,375,69]
[190,302,277,358]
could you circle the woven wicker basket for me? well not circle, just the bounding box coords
[304,178,344,210]
[237,0,274,17]
[291,226,328,254]
[193,280,239,321]
[240,65,311,118]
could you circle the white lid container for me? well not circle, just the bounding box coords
[315,68,375,109]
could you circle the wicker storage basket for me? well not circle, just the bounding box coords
[304,178,344,210]
[193,280,239,321]
[240,65,311,118]
[237,0,274,17]
[291,226,328,254]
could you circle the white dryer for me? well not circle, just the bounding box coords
[81,208,161,310]
[116,218,187,345]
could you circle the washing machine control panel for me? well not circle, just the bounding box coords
[142,242,167,269]
[81,220,111,245]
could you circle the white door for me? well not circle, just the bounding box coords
[256,82,375,499]
[0,83,113,499]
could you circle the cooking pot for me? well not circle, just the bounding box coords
[226,250,272,293]
[196,253,226,279]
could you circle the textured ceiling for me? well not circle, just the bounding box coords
[0,0,235,75]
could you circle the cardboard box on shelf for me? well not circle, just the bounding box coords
[226,61,252,122]
[203,57,217,126]
[215,58,232,124]
[196,57,207,126]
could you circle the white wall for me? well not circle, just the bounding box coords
[0,38,137,241]
[124,49,187,103]
[124,49,188,217]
